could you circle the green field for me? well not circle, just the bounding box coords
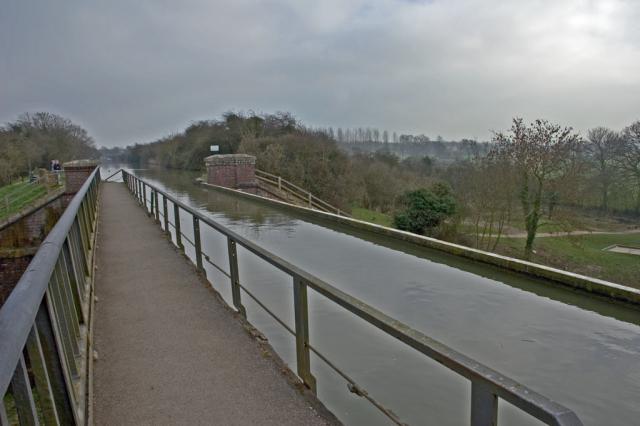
[351,207,394,228]
[497,233,640,289]
[0,180,49,221]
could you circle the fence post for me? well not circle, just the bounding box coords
[227,238,247,318]
[174,202,183,251]
[193,215,205,276]
[470,381,498,426]
[154,190,160,223]
[308,192,312,208]
[143,183,147,212]
[278,176,282,190]
[150,189,156,218]
[162,195,169,234]
[293,276,317,394]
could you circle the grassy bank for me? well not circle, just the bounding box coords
[351,207,393,227]
[497,233,640,289]
[0,180,49,221]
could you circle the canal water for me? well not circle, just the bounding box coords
[109,167,640,426]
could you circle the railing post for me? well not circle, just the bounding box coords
[154,190,160,223]
[162,195,169,234]
[142,183,147,212]
[278,176,282,190]
[150,188,155,218]
[308,192,312,208]
[293,276,317,394]
[193,215,205,276]
[471,381,498,426]
[10,354,38,426]
[227,238,247,318]
[174,202,183,251]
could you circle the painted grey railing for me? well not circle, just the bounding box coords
[0,168,99,425]
[120,170,583,426]
[122,170,582,426]
[255,169,350,217]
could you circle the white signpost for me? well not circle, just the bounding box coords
[210,145,220,153]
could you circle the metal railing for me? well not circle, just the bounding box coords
[255,169,350,217]
[120,169,582,426]
[0,168,100,425]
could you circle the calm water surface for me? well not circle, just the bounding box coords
[107,167,640,426]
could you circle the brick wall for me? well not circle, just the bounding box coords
[0,254,34,307]
[63,162,98,195]
[0,195,65,307]
[205,154,256,189]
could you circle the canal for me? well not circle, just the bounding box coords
[109,167,640,426]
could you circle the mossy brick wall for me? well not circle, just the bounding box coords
[64,165,96,194]
[0,198,65,308]
[0,200,64,248]
[206,154,256,189]
[0,254,34,307]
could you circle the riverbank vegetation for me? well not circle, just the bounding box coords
[112,111,640,286]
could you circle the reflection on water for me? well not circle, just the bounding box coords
[109,166,640,426]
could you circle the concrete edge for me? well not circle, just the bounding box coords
[197,180,640,308]
[0,188,66,231]
[85,185,101,426]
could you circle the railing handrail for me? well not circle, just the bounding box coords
[123,170,583,426]
[0,167,99,425]
[0,167,98,392]
[255,169,349,217]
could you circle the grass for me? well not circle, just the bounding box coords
[497,233,640,288]
[351,206,394,228]
[0,180,49,222]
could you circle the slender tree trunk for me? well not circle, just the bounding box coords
[523,179,543,259]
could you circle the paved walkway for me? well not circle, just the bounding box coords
[93,183,335,425]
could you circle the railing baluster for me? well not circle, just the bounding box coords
[162,195,169,234]
[25,325,61,426]
[10,354,39,426]
[49,272,79,379]
[293,276,317,394]
[174,202,183,251]
[150,188,155,218]
[227,238,247,318]
[143,183,147,213]
[154,190,160,223]
[61,243,85,323]
[57,260,82,343]
[193,215,205,276]
[0,400,9,425]
[471,381,498,426]
[36,302,75,425]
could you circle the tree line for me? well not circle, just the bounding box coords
[0,112,98,185]
[115,112,639,259]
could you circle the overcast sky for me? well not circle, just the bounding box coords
[1,0,639,146]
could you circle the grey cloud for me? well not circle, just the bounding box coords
[1,0,639,146]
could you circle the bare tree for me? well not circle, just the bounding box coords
[586,127,621,212]
[491,118,582,258]
[618,121,640,213]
